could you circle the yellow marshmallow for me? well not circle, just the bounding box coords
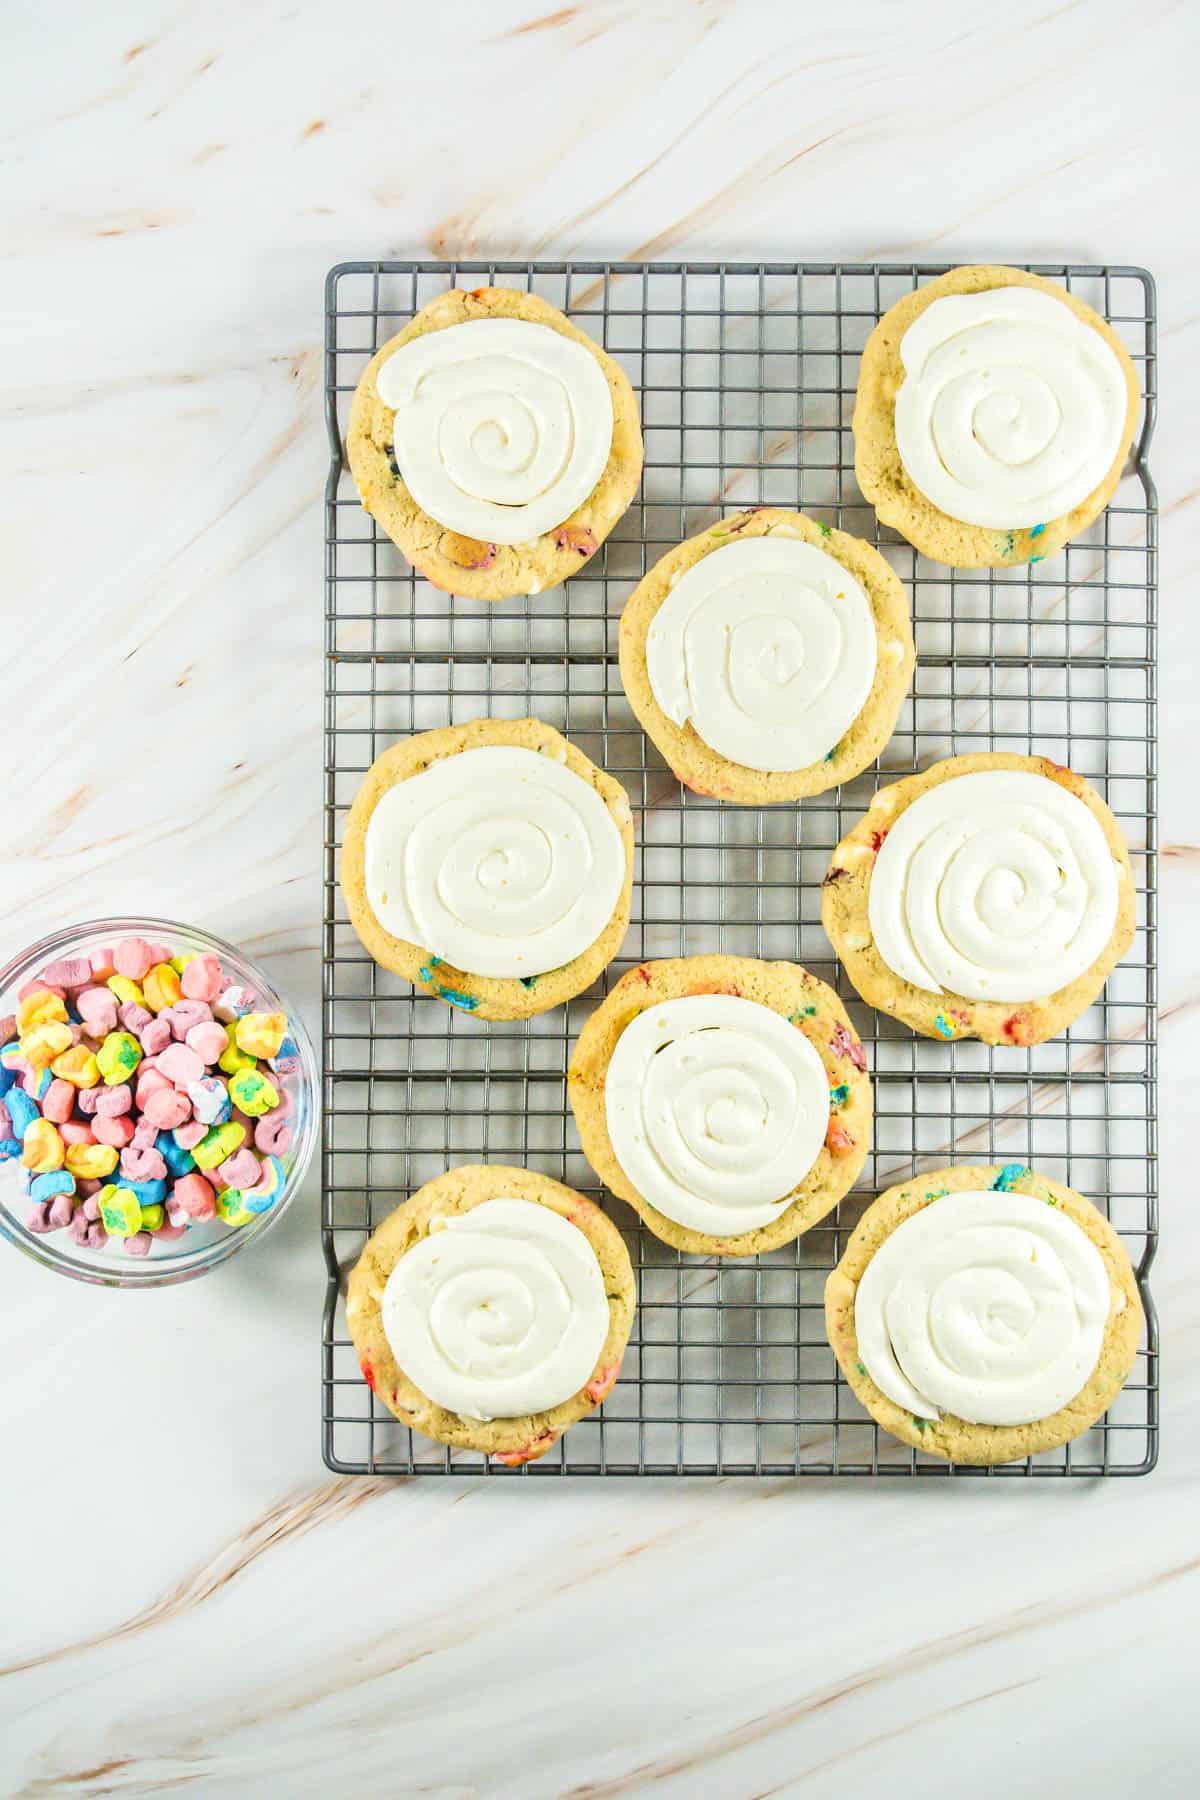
[106,975,145,1008]
[22,1118,65,1174]
[16,990,68,1034]
[143,964,182,1013]
[19,1022,74,1070]
[51,1044,100,1088]
[234,1012,287,1060]
[64,1141,120,1180]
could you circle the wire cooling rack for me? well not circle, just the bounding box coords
[322,261,1158,1478]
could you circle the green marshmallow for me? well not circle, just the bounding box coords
[98,1184,142,1237]
[192,1120,246,1171]
[217,1186,255,1228]
[228,1068,279,1117]
[97,1031,142,1086]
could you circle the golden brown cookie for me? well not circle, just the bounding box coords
[853,265,1140,568]
[340,717,635,1022]
[821,753,1136,1046]
[825,1163,1143,1465]
[346,286,643,600]
[347,1164,636,1465]
[618,508,914,801]
[568,956,871,1257]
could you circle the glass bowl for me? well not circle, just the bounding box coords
[0,917,318,1288]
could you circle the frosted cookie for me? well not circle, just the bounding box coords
[340,717,635,1022]
[347,286,643,600]
[853,265,1140,568]
[347,1164,636,1465]
[822,753,1136,1046]
[568,956,871,1257]
[619,509,914,801]
[825,1163,1143,1464]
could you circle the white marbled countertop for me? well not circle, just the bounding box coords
[2,1,1198,1794]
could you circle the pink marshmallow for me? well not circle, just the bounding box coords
[113,937,154,981]
[89,947,116,979]
[60,1121,96,1147]
[180,955,223,1002]
[173,1119,207,1150]
[138,1016,172,1055]
[75,1085,102,1117]
[25,1203,52,1233]
[48,1192,76,1229]
[0,1013,15,1042]
[42,957,93,989]
[135,1068,172,1108]
[145,941,173,966]
[92,1113,135,1149]
[166,999,212,1037]
[68,1211,91,1245]
[76,987,118,1036]
[156,1220,188,1241]
[77,1177,102,1200]
[255,1113,293,1156]
[84,1220,109,1249]
[82,1194,102,1221]
[95,1083,132,1118]
[173,1172,217,1220]
[156,1043,204,1088]
[42,1078,76,1125]
[123,1231,153,1257]
[131,1115,160,1149]
[184,1020,228,1065]
[120,1145,168,1182]
[119,1002,155,1036]
[217,1147,261,1189]
[143,1088,191,1130]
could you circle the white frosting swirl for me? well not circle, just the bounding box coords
[376,319,614,543]
[894,287,1128,529]
[869,770,1119,1002]
[855,1189,1112,1424]
[365,745,625,980]
[645,537,878,772]
[381,1198,610,1422]
[605,995,830,1236]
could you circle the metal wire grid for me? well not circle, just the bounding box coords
[322,261,1158,1478]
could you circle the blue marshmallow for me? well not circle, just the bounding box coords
[30,1170,75,1204]
[121,1175,168,1210]
[268,1036,300,1076]
[5,1088,39,1138]
[157,1130,195,1177]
